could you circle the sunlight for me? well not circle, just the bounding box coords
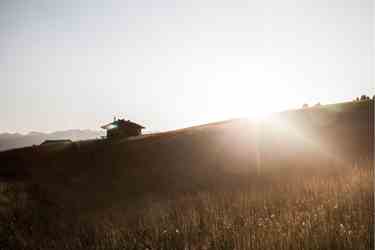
[214,82,287,122]
[245,108,273,122]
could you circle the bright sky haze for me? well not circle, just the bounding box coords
[1,0,373,133]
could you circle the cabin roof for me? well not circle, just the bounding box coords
[101,119,145,130]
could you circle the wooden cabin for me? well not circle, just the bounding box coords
[101,118,145,139]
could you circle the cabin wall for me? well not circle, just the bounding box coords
[107,127,142,139]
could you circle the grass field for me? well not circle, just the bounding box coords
[0,100,373,249]
[1,162,373,250]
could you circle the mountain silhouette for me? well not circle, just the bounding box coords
[0,129,104,152]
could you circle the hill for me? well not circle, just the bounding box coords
[0,99,373,249]
[0,100,373,210]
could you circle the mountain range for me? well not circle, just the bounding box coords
[0,129,105,152]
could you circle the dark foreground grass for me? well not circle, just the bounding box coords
[1,163,373,250]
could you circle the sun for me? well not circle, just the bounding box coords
[246,109,272,121]
[231,91,277,122]
[209,78,295,123]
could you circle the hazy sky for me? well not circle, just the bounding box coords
[1,0,373,133]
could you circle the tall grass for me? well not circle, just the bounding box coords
[1,163,373,250]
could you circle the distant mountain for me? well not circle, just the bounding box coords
[0,129,105,152]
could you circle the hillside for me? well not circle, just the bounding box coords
[0,100,373,212]
[0,99,373,249]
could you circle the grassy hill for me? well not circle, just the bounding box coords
[0,99,373,249]
[0,99,373,210]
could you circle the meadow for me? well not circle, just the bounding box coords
[0,100,373,249]
[1,161,373,250]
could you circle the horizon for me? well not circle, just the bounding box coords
[1,0,374,134]
[1,96,373,135]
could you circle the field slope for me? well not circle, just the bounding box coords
[0,99,373,249]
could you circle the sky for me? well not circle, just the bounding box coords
[0,0,373,133]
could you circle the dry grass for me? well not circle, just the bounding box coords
[0,99,373,249]
[1,163,372,250]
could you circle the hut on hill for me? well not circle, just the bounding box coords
[101,118,145,139]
